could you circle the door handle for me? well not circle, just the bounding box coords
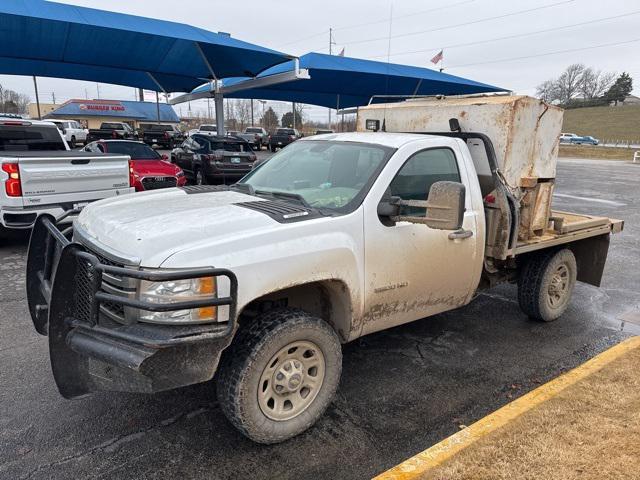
[448,229,473,240]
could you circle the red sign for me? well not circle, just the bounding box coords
[78,103,125,112]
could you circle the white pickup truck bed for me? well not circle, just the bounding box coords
[1,151,132,229]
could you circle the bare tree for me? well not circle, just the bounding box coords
[580,68,616,99]
[555,64,585,104]
[536,79,560,103]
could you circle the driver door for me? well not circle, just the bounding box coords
[361,143,482,336]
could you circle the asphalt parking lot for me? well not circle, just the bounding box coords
[1,158,638,480]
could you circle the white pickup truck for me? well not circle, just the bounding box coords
[26,96,622,444]
[0,118,133,233]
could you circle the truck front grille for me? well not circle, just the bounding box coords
[74,248,134,325]
[141,176,177,190]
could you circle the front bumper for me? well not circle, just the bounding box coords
[26,215,238,398]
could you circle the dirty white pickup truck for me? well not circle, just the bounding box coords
[27,96,622,444]
[0,118,133,232]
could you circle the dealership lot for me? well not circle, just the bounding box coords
[1,158,638,480]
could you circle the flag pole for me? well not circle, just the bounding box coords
[439,49,444,72]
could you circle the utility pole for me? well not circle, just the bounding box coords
[251,99,254,126]
[138,88,144,102]
[51,92,56,104]
[32,76,41,120]
[292,102,296,129]
[328,27,335,129]
[96,83,101,99]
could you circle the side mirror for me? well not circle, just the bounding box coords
[377,196,401,217]
[423,181,465,230]
[390,181,465,230]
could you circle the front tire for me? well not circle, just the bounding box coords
[69,136,76,148]
[195,169,207,185]
[518,249,577,322]
[217,308,342,444]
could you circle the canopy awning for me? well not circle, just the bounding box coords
[0,0,294,92]
[173,52,505,108]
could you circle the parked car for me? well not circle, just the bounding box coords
[87,122,135,142]
[268,128,302,151]
[242,127,269,150]
[314,129,334,135]
[48,120,88,148]
[28,95,623,444]
[197,124,218,136]
[142,124,185,149]
[571,135,599,145]
[0,118,132,232]
[172,134,256,184]
[559,132,579,143]
[83,140,186,191]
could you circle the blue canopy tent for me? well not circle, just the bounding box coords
[0,0,293,92]
[173,52,505,110]
[0,0,294,130]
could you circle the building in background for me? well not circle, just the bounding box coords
[39,99,179,129]
[27,102,58,119]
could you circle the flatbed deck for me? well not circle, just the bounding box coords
[514,211,623,255]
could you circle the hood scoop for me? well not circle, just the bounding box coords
[180,185,230,194]
[235,200,322,223]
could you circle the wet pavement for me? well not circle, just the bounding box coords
[0,158,638,479]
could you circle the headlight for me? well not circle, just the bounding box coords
[138,276,217,324]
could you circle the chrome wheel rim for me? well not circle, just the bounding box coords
[258,340,325,421]
[196,171,203,185]
[547,263,570,308]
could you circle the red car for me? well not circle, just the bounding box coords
[84,140,186,191]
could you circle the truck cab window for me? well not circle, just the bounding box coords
[388,148,460,217]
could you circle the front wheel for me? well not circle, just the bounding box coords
[217,309,342,444]
[518,249,577,322]
[69,136,76,148]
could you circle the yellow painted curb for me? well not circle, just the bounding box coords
[374,335,640,480]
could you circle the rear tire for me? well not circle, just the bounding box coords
[217,308,342,444]
[518,248,577,322]
[69,136,76,148]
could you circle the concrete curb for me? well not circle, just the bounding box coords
[374,335,640,480]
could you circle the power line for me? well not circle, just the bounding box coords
[367,9,640,60]
[343,0,576,46]
[274,0,475,49]
[333,0,475,32]
[447,37,640,69]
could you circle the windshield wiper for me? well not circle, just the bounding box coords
[254,189,311,208]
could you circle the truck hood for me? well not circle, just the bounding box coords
[75,188,279,266]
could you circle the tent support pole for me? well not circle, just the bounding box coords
[215,91,225,136]
[156,91,161,124]
[32,76,41,120]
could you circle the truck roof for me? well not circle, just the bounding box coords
[299,131,447,148]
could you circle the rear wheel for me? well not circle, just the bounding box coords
[518,249,577,322]
[217,308,342,444]
[69,136,76,148]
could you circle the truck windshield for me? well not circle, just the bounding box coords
[239,140,392,211]
[0,125,67,151]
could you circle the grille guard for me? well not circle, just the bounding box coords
[26,215,238,398]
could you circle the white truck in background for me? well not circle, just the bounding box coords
[27,96,622,444]
[0,118,133,233]
[50,119,88,148]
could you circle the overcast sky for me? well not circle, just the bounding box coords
[1,0,638,122]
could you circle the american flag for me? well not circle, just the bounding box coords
[338,47,345,57]
[430,50,444,65]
